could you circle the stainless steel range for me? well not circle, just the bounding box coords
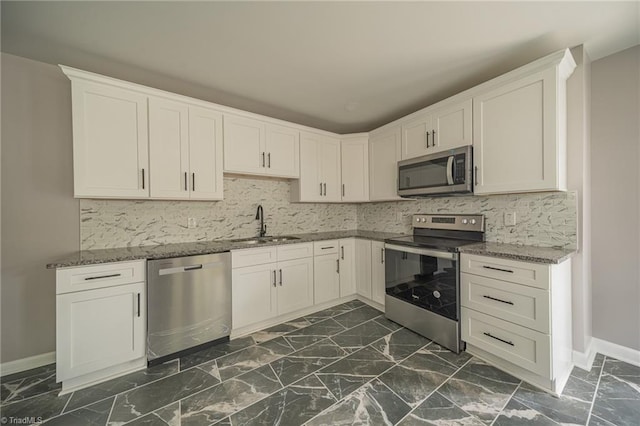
[384,214,485,353]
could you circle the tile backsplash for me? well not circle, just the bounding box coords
[81,177,576,250]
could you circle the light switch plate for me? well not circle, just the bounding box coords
[504,211,516,226]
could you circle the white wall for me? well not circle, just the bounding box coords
[591,45,640,351]
[0,53,80,363]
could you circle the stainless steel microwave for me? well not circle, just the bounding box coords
[398,146,473,197]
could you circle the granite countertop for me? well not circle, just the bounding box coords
[459,242,575,264]
[46,230,405,269]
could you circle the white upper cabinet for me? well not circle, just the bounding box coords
[369,126,402,201]
[223,114,299,178]
[340,136,369,202]
[401,98,472,160]
[70,79,149,198]
[473,50,575,195]
[292,132,341,202]
[149,99,223,200]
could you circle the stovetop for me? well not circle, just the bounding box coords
[385,234,481,253]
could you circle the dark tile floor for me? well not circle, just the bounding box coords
[1,300,639,425]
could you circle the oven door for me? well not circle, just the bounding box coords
[384,244,460,321]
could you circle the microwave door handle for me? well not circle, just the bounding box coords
[446,156,454,185]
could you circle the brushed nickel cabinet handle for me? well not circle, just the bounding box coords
[279,269,283,286]
[137,293,141,317]
[320,183,323,196]
[184,172,188,191]
[141,169,145,189]
[262,152,266,167]
[268,152,271,168]
[192,173,195,191]
[272,270,277,287]
[336,259,340,273]
[432,130,436,146]
[425,131,430,148]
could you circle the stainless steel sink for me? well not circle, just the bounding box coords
[230,236,300,245]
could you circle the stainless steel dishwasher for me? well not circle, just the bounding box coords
[147,252,231,366]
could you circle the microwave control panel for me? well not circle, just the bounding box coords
[453,154,466,184]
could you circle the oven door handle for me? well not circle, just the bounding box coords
[446,155,454,185]
[384,244,456,260]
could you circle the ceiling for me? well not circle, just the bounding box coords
[2,1,639,133]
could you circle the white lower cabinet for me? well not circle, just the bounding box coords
[314,249,340,305]
[460,253,572,394]
[56,261,146,393]
[353,239,385,307]
[232,243,313,331]
[338,239,356,297]
[371,241,386,306]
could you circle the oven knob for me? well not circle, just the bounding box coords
[421,218,427,223]
[462,219,468,224]
[470,219,477,225]
[416,217,420,222]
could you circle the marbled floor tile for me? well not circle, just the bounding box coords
[332,305,383,329]
[492,398,560,426]
[196,360,221,382]
[601,357,640,386]
[284,318,346,350]
[562,375,597,403]
[251,322,306,344]
[230,375,336,426]
[1,369,60,404]
[0,390,71,424]
[331,320,394,351]
[422,341,473,368]
[438,359,521,423]
[315,346,395,400]
[180,364,282,426]
[304,304,354,323]
[590,372,640,426]
[513,382,591,425]
[179,336,255,371]
[107,367,220,424]
[65,360,180,411]
[588,413,618,426]
[125,402,180,426]
[373,316,404,332]
[307,379,411,426]
[398,391,484,426]
[570,354,605,385]
[43,397,114,426]
[342,299,366,309]
[212,337,293,381]
[215,418,231,425]
[0,363,56,384]
[378,350,457,407]
[371,328,431,362]
[270,338,348,386]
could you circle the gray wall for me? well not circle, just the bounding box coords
[591,45,640,351]
[0,53,79,363]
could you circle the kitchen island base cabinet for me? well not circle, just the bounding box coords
[56,261,146,394]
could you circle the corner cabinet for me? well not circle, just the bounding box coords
[223,114,300,178]
[460,253,573,394]
[369,126,402,201]
[291,132,341,202]
[340,136,369,202]
[69,78,150,198]
[56,261,147,393]
[473,49,576,194]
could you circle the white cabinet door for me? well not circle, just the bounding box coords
[277,257,314,315]
[314,254,340,305]
[401,113,432,160]
[339,239,356,297]
[369,127,402,201]
[473,69,561,194]
[223,115,265,175]
[341,137,369,202]
[71,80,149,198]
[148,98,190,199]
[432,98,473,151]
[371,241,386,305]
[232,263,277,329]
[319,136,342,202]
[355,239,372,299]
[265,125,299,178]
[56,282,145,381]
[295,132,323,202]
[189,106,224,200]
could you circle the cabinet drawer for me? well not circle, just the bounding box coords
[313,240,339,255]
[56,260,146,295]
[461,308,551,378]
[461,254,550,290]
[461,273,550,333]
[232,247,278,268]
[277,243,313,261]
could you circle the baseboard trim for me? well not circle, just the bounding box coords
[0,351,56,377]
[592,337,640,368]
[573,340,596,371]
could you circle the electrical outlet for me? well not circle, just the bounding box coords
[504,211,516,226]
[187,217,197,229]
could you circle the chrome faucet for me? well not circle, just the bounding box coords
[255,205,267,238]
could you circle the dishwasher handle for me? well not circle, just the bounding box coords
[158,261,225,276]
[184,264,203,271]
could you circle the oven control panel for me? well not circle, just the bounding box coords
[413,214,484,232]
